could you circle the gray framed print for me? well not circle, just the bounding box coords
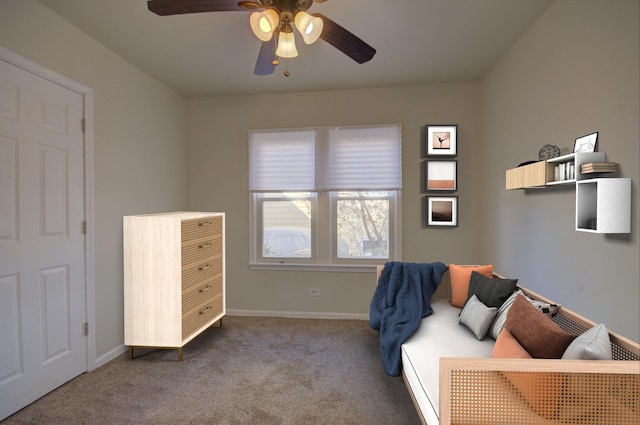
[426,196,458,227]
[426,160,457,191]
[426,124,457,156]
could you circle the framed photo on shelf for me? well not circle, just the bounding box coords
[573,131,598,153]
[426,160,457,191]
[426,196,458,227]
[426,124,457,156]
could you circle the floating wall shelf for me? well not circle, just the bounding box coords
[505,152,631,234]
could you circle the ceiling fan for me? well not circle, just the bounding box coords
[146,0,376,76]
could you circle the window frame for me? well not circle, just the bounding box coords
[248,125,403,272]
[329,191,400,266]
[253,192,318,265]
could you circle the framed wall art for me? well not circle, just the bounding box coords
[426,160,457,191]
[426,124,457,156]
[573,131,598,153]
[426,196,458,227]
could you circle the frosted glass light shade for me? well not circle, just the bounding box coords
[276,31,298,58]
[249,9,279,41]
[294,11,323,44]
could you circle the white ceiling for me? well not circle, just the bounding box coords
[37,0,555,97]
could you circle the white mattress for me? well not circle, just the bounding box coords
[401,298,495,424]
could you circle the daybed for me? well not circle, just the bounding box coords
[373,264,640,425]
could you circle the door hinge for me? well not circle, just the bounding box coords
[83,322,89,336]
[81,220,87,234]
[82,118,86,133]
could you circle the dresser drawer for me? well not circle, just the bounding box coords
[182,276,223,314]
[182,259,222,291]
[181,235,222,269]
[182,216,222,243]
[182,295,223,340]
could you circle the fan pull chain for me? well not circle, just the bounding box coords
[273,55,291,77]
[272,35,279,67]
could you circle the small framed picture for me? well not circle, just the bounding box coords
[426,196,458,227]
[426,160,457,191]
[573,132,598,153]
[426,124,457,156]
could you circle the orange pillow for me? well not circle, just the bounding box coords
[495,327,562,420]
[491,329,531,358]
[449,264,493,308]
[499,294,578,420]
[501,371,564,420]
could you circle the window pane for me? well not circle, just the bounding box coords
[262,198,312,258]
[336,196,390,259]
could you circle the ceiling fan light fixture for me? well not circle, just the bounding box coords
[275,30,298,58]
[249,9,279,42]
[294,11,323,44]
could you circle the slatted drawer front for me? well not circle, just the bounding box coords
[181,215,222,242]
[182,259,222,291]
[182,235,222,269]
[180,213,224,343]
[182,295,223,340]
[182,276,223,314]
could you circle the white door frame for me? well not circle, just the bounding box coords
[0,46,96,372]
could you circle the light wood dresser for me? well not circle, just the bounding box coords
[123,211,225,360]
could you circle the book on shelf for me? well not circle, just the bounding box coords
[581,162,618,174]
[554,162,576,181]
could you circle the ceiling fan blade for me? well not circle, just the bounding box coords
[237,1,262,9]
[254,37,276,76]
[314,14,376,64]
[147,0,245,16]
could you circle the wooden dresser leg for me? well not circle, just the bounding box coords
[177,347,183,361]
[128,346,134,359]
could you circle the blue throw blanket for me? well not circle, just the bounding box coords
[370,261,448,376]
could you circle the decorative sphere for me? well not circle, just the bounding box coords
[539,144,561,160]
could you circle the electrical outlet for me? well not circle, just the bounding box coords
[309,288,320,296]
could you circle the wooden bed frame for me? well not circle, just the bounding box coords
[375,265,640,425]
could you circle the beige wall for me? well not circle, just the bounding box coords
[480,0,639,341]
[186,84,484,317]
[0,0,188,360]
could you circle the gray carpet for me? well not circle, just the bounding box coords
[4,316,420,424]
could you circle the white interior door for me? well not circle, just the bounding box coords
[0,57,87,420]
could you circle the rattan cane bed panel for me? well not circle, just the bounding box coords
[441,359,640,425]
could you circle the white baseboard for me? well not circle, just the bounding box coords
[94,344,127,369]
[227,308,370,321]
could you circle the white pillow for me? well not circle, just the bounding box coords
[489,290,520,339]
[490,290,561,339]
[459,294,498,340]
[562,323,612,360]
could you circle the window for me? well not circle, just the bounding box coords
[249,124,402,269]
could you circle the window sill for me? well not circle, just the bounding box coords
[248,263,383,273]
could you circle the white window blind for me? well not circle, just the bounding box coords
[317,125,402,190]
[249,124,402,191]
[249,130,315,191]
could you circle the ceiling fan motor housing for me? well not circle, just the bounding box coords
[272,0,313,13]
